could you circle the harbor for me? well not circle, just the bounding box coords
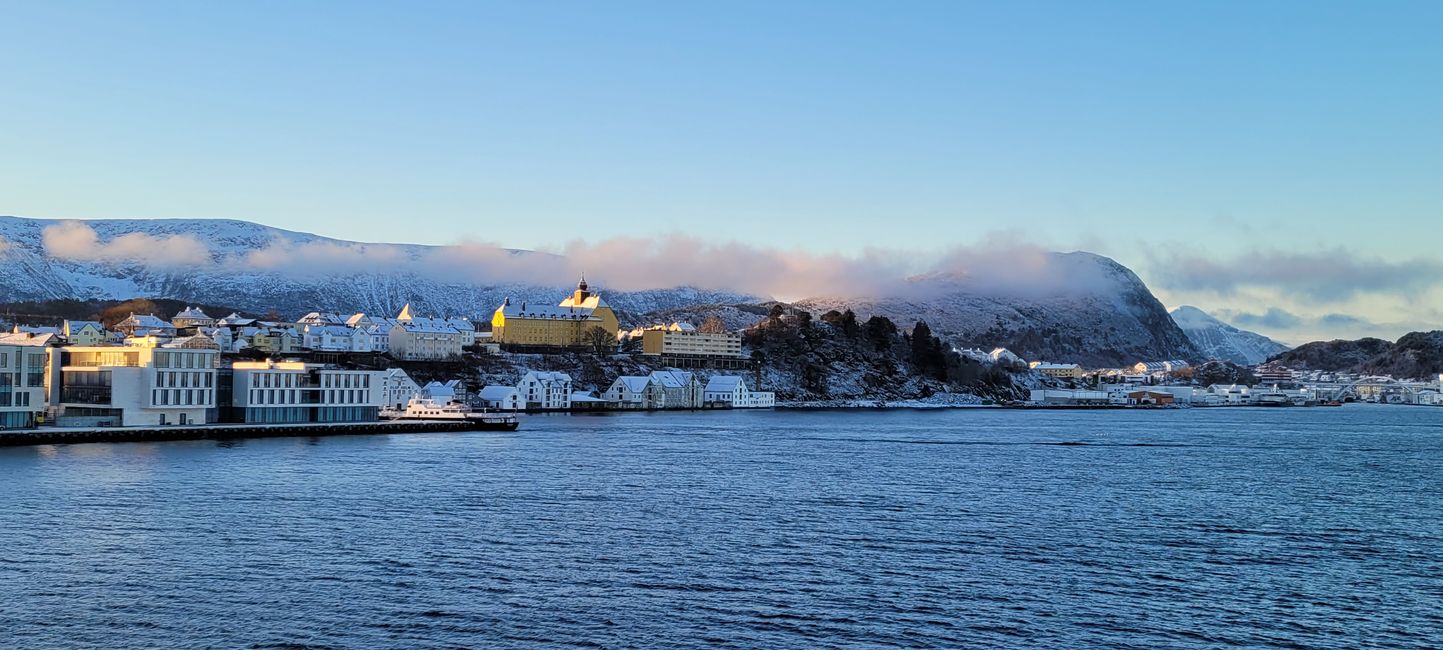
[0,419,512,448]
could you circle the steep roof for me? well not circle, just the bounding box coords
[704,376,747,393]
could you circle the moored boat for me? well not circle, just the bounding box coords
[381,398,519,431]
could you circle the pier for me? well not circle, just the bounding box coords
[0,420,499,448]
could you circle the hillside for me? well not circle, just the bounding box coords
[0,216,755,320]
[2,217,1199,367]
[795,252,1198,368]
[1267,332,1443,379]
[1169,305,1290,365]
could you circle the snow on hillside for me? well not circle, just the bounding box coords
[0,216,755,318]
[1169,305,1290,365]
[796,252,1200,368]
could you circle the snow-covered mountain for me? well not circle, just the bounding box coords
[796,252,1200,368]
[0,216,755,318]
[1169,305,1290,365]
[0,216,1203,367]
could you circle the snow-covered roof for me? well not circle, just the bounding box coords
[217,313,255,326]
[119,314,175,329]
[705,376,746,393]
[524,371,571,383]
[649,370,695,387]
[1033,363,1082,370]
[495,300,602,321]
[304,324,355,336]
[477,386,518,400]
[174,306,212,320]
[668,322,697,332]
[65,320,104,333]
[613,376,653,393]
[0,332,58,347]
[298,311,345,325]
[569,391,605,403]
[15,325,61,336]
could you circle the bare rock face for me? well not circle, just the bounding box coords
[1170,305,1290,365]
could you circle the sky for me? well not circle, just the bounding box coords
[1,1,1440,344]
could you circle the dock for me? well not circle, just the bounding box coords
[0,420,502,448]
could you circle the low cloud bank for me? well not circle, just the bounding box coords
[1148,248,1443,302]
[37,221,1112,301]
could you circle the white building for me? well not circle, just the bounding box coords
[421,380,462,401]
[54,344,219,427]
[602,376,663,409]
[0,335,52,429]
[302,324,362,352]
[379,368,422,410]
[517,371,572,410]
[388,305,469,360]
[648,370,705,408]
[229,360,384,423]
[703,375,775,408]
[476,386,522,411]
[63,320,108,346]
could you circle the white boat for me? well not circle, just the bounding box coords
[381,398,519,430]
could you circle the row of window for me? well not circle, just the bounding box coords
[152,351,214,369]
[248,388,369,405]
[151,389,212,407]
[157,371,214,389]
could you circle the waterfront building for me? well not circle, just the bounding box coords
[476,386,522,411]
[602,376,663,409]
[648,370,704,408]
[379,368,422,410]
[517,371,572,410]
[1030,362,1086,379]
[228,360,384,424]
[171,306,215,330]
[420,380,462,401]
[640,322,744,359]
[702,376,776,408]
[54,344,219,427]
[489,279,619,349]
[63,320,108,346]
[0,337,52,428]
[115,313,177,338]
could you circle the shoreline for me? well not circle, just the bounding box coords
[0,420,501,448]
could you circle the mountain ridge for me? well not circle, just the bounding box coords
[1169,305,1290,365]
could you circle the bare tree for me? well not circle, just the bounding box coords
[582,326,615,355]
[698,315,727,334]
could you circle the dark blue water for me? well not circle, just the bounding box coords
[3,405,1442,648]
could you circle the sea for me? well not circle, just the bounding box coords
[2,405,1441,648]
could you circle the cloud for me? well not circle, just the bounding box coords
[1228,307,1303,330]
[1147,248,1443,303]
[42,221,211,266]
[219,230,1103,301]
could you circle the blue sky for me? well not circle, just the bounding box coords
[2,1,1440,342]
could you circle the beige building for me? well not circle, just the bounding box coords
[640,322,743,358]
[1030,362,1086,379]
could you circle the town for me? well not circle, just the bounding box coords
[1014,355,1443,408]
[0,279,774,431]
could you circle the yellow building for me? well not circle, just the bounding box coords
[490,279,619,348]
[1030,362,1087,379]
[640,322,743,358]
